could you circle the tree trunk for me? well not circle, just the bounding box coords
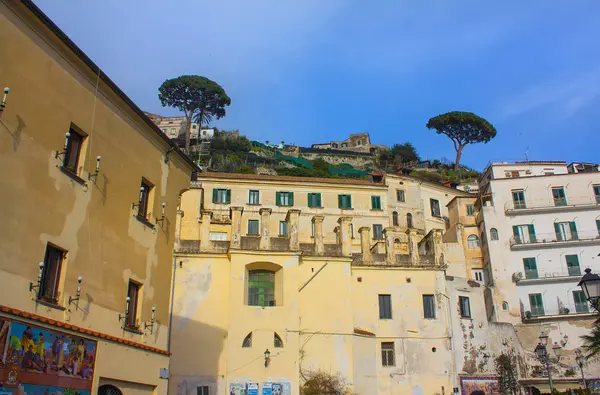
[184,114,193,153]
[454,145,464,170]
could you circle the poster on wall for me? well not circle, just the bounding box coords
[271,383,290,395]
[247,383,258,395]
[459,376,499,395]
[229,383,247,395]
[0,317,97,395]
[261,383,272,395]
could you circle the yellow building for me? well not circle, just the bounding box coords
[0,2,196,395]
[171,173,485,395]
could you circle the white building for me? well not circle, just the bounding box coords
[478,161,600,378]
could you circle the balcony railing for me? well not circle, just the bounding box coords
[514,267,588,284]
[510,231,600,249]
[524,269,538,279]
[523,303,593,321]
[505,196,599,214]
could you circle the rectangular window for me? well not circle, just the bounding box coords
[209,232,228,241]
[276,191,294,206]
[573,290,589,313]
[192,124,197,129]
[529,293,544,317]
[523,257,538,279]
[197,386,209,395]
[126,280,140,328]
[40,244,65,303]
[248,270,275,307]
[373,224,383,240]
[597,219,600,235]
[248,220,259,235]
[381,342,395,367]
[138,179,153,220]
[512,224,536,244]
[472,269,484,283]
[554,221,578,241]
[512,190,526,209]
[338,194,352,209]
[308,193,322,208]
[311,221,315,237]
[279,221,288,237]
[459,296,471,318]
[594,185,600,204]
[510,171,520,178]
[552,187,567,206]
[466,205,475,216]
[423,295,436,319]
[379,294,392,319]
[371,196,382,210]
[430,199,441,217]
[64,127,85,174]
[248,190,260,205]
[212,188,231,204]
[396,190,405,202]
[566,255,581,276]
[170,128,176,135]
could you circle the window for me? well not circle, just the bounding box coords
[63,127,85,174]
[573,291,589,313]
[529,293,544,316]
[466,205,475,216]
[209,232,228,241]
[523,257,538,279]
[510,171,520,178]
[242,332,252,348]
[379,294,392,319]
[192,124,197,129]
[512,224,536,244]
[373,224,383,240]
[308,193,322,208]
[552,187,567,206]
[555,221,578,241]
[392,211,399,226]
[512,190,526,209]
[169,128,176,135]
[350,223,354,238]
[197,387,209,395]
[430,199,441,217]
[137,179,153,220]
[459,296,471,318]
[273,332,283,348]
[406,213,413,228]
[597,219,600,235]
[162,128,167,133]
[248,190,260,205]
[248,220,259,235]
[126,281,140,328]
[467,235,480,249]
[396,190,405,202]
[279,221,288,237]
[566,255,581,276]
[338,194,352,209]
[594,185,600,203]
[357,140,362,145]
[381,342,395,367]
[490,228,499,240]
[248,270,275,307]
[472,269,484,283]
[212,188,231,204]
[311,221,315,237]
[276,191,294,206]
[40,244,65,303]
[502,301,510,311]
[371,196,382,210]
[423,295,436,319]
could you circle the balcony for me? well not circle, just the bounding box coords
[514,267,585,285]
[505,196,599,215]
[509,231,600,250]
[522,303,595,322]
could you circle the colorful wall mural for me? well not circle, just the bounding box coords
[0,317,96,395]
[459,376,499,395]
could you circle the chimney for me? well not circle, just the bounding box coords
[200,210,213,251]
[358,227,372,264]
[230,207,244,249]
[287,209,301,251]
[337,217,352,257]
[259,208,272,250]
[312,215,324,256]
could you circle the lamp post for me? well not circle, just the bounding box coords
[264,349,271,367]
[578,268,600,312]
[534,333,562,393]
[575,349,587,390]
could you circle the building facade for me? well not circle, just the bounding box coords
[311,132,386,154]
[145,113,215,141]
[0,2,196,395]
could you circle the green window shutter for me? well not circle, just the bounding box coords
[527,224,536,241]
[212,189,218,203]
[348,195,352,209]
[569,222,578,240]
[596,219,600,232]
[276,192,281,206]
[512,226,519,238]
[338,195,343,208]
[371,196,376,209]
[554,223,562,240]
[226,189,231,203]
[308,193,313,207]
[289,192,294,206]
[316,193,321,207]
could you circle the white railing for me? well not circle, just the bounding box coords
[509,231,600,247]
[504,196,599,212]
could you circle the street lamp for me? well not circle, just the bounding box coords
[534,333,562,393]
[578,268,600,312]
[264,349,271,367]
[575,349,587,390]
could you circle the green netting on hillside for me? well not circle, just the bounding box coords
[328,164,369,177]
[274,152,313,168]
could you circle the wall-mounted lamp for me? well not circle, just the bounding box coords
[29,262,45,293]
[264,349,271,367]
[156,203,166,225]
[88,156,102,181]
[68,276,83,308]
[55,131,70,160]
[0,87,10,117]
[118,296,131,327]
[144,306,156,334]
[131,186,144,210]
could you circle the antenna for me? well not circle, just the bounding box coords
[524,147,530,163]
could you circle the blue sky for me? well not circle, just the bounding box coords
[35,0,600,170]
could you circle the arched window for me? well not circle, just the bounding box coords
[490,228,499,241]
[406,213,413,228]
[467,235,480,249]
[394,238,401,245]
[274,332,283,348]
[248,270,275,307]
[502,301,509,311]
[98,385,123,395]
[242,332,252,348]
[392,211,399,226]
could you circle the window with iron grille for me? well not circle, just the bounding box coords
[423,295,436,319]
[39,244,66,303]
[248,270,275,307]
[379,294,392,319]
[274,332,283,348]
[242,332,252,348]
[381,342,395,367]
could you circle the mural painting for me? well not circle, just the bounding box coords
[0,318,97,395]
[460,376,499,395]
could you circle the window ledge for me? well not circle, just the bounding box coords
[135,215,155,229]
[36,298,66,311]
[308,206,323,209]
[59,166,87,186]
[340,208,354,210]
[371,209,383,211]
[247,203,262,206]
[124,326,143,335]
